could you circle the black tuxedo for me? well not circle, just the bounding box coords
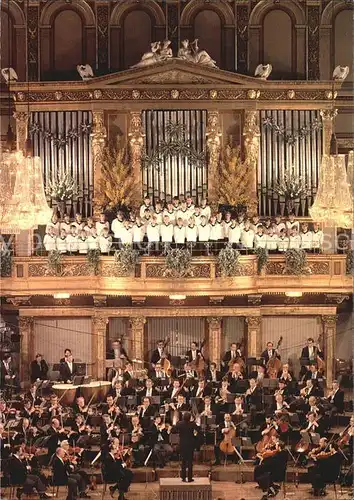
[222,350,241,370]
[102,452,133,494]
[0,360,16,389]
[205,369,222,383]
[245,386,262,410]
[52,455,85,498]
[327,389,344,413]
[303,370,321,383]
[191,386,212,398]
[30,359,49,383]
[59,361,78,382]
[139,388,158,399]
[106,346,131,362]
[150,349,171,365]
[260,349,280,365]
[185,349,202,363]
[300,346,323,362]
[8,455,46,494]
[176,420,198,481]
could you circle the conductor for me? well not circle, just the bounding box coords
[176,411,198,483]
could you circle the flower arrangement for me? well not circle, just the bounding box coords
[255,247,269,274]
[163,247,193,278]
[114,245,139,276]
[47,250,62,275]
[87,249,101,275]
[217,244,241,277]
[284,249,311,275]
[46,168,78,202]
[273,168,310,201]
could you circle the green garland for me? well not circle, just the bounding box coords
[114,245,139,276]
[284,249,310,275]
[217,244,241,277]
[346,248,353,275]
[255,247,269,274]
[87,249,101,275]
[47,250,62,275]
[163,247,193,278]
[0,250,12,277]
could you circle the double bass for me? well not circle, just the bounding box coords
[267,337,283,379]
[190,338,207,376]
[160,337,172,377]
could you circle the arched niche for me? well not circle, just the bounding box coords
[262,9,294,78]
[123,10,152,69]
[110,0,165,26]
[0,9,14,69]
[334,9,353,82]
[180,0,234,25]
[53,10,83,73]
[40,0,95,26]
[193,10,222,67]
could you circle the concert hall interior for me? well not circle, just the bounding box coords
[0,0,353,499]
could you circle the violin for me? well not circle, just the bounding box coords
[256,444,280,463]
[338,424,353,447]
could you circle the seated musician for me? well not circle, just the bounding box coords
[245,378,262,411]
[339,415,354,456]
[122,362,135,383]
[325,380,344,417]
[261,342,280,366]
[102,441,133,500]
[303,363,322,384]
[107,339,131,363]
[73,396,92,423]
[60,440,91,490]
[213,413,238,465]
[52,446,89,499]
[222,342,242,373]
[205,362,222,383]
[48,394,63,419]
[59,348,72,364]
[150,340,171,366]
[8,445,51,499]
[227,362,244,393]
[150,361,168,381]
[166,379,185,401]
[102,395,127,429]
[165,394,190,425]
[250,365,267,384]
[110,379,135,399]
[300,379,320,402]
[308,438,342,497]
[272,394,290,417]
[185,341,202,363]
[198,395,216,417]
[100,414,120,448]
[59,353,77,383]
[70,414,87,444]
[274,380,290,402]
[306,396,325,419]
[230,395,246,418]
[254,437,285,499]
[30,353,49,383]
[149,415,172,468]
[138,397,156,430]
[182,362,198,380]
[128,414,145,467]
[22,399,42,427]
[260,415,279,437]
[139,378,158,399]
[12,417,34,446]
[191,379,212,399]
[0,352,19,395]
[277,363,295,383]
[300,411,322,435]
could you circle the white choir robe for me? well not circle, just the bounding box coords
[286,220,300,232]
[87,235,99,250]
[275,222,286,234]
[289,235,301,249]
[174,225,186,244]
[160,224,174,243]
[147,224,160,242]
[139,203,153,219]
[266,234,278,251]
[200,205,211,221]
[163,209,176,224]
[84,224,96,236]
[254,234,267,249]
[214,222,224,240]
[78,237,88,254]
[193,214,202,227]
[46,221,60,236]
[198,224,210,242]
[240,229,255,249]
[43,234,57,252]
[153,211,163,225]
[111,219,124,239]
[186,225,198,242]
[277,236,289,252]
[99,235,112,253]
[209,223,218,241]
[223,221,232,239]
[132,224,145,243]
[120,227,133,245]
[60,222,71,234]
[72,221,84,232]
[300,231,313,250]
[228,225,241,244]
[66,234,79,253]
[176,208,192,223]
[56,236,67,253]
[96,221,110,236]
[312,230,323,250]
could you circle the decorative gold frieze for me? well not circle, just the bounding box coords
[248,294,262,306]
[243,110,260,212]
[91,111,107,217]
[7,296,32,306]
[93,295,107,307]
[128,111,145,200]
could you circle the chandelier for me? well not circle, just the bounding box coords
[309,153,353,228]
[0,150,52,232]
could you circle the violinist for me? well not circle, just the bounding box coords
[261,342,280,366]
[8,445,51,499]
[30,353,49,383]
[52,446,89,500]
[100,414,119,446]
[254,438,285,499]
[308,438,340,497]
[12,417,33,445]
[102,441,133,500]
[274,380,290,401]
[338,415,354,454]
[46,418,67,460]
[22,399,42,426]
[325,380,344,417]
[166,379,185,401]
[191,379,212,399]
[110,379,135,399]
[138,397,156,430]
[69,414,88,445]
[149,415,172,468]
[73,396,93,424]
[0,422,11,459]
[60,440,91,492]
[272,394,290,417]
[300,411,321,435]
[300,379,319,402]
[47,394,63,419]
[305,396,324,420]
[103,394,123,425]
[0,399,7,424]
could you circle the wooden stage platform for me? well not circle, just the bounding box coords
[160,477,212,500]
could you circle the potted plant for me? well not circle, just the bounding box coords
[217,244,240,277]
[46,167,77,218]
[163,248,193,278]
[272,168,310,216]
[114,245,139,276]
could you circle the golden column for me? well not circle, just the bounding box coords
[128,111,145,204]
[207,317,222,368]
[19,316,34,386]
[130,316,146,362]
[91,111,107,217]
[243,110,260,214]
[320,109,338,156]
[14,111,29,152]
[246,316,262,358]
[206,111,222,209]
[92,314,108,379]
[322,315,337,388]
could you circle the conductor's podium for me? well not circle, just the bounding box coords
[159,477,212,500]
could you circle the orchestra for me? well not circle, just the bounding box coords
[0,336,351,499]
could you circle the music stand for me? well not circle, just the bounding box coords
[262,379,279,391]
[126,395,137,410]
[235,380,248,394]
[73,376,84,385]
[75,363,86,376]
[150,395,161,406]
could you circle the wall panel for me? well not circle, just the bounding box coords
[194,10,222,68]
[223,317,245,353]
[262,316,322,377]
[262,9,293,79]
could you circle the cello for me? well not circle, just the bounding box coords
[267,337,283,379]
[219,422,237,456]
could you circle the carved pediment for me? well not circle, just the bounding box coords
[129,70,216,85]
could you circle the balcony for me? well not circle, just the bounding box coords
[1,254,351,297]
